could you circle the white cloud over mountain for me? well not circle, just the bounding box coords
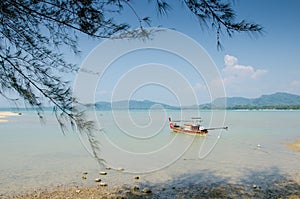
[223,55,267,83]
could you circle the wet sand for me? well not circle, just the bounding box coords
[287,138,300,153]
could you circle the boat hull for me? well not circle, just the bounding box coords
[171,127,208,136]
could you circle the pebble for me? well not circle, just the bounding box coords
[142,187,152,193]
[94,178,101,182]
[82,176,87,180]
[117,167,124,171]
[134,176,139,180]
[132,185,140,191]
[99,171,107,175]
[106,166,111,170]
[82,171,88,175]
[99,182,108,186]
[75,189,81,194]
[253,184,259,189]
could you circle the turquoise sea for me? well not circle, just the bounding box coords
[0,110,299,196]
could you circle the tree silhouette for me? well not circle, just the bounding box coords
[0,0,262,163]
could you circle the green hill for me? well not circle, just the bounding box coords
[207,92,300,109]
[94,92,300,110]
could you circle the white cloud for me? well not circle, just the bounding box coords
[194,82,206,91]
[224,55,238,67]
[291,80,300,86]
[221,55,269,97]
[223,55,267,81]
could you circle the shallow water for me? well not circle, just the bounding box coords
[0,110,299,195]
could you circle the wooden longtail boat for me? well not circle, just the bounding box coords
[168,117,228,135]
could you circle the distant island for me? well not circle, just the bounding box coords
[95,92,300,110]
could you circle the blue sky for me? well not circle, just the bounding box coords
[71,0,300,106]
[1,0,300,107]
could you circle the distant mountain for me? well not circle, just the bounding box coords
[94,92,300,110]
[206,92,300,109]
[95,100,178,110]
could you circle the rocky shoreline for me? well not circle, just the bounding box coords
[6,178,300,199]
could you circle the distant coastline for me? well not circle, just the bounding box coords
[1,92,300,110]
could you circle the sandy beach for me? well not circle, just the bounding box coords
[0,111,20,122]
[287,138,300,153]
[7,178,300,199]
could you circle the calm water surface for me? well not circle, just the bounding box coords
[0,110,299,195]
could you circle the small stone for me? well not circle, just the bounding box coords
[142,187,152,193]
[82,175,87,180]
[134,176,139,180]
[117,167,124,171]
[75,189,81,194]
[83,171,88,175]
[106,166,111,170]
[99,171,107,175]
[99,182,108,186]
[132,185,140,191]
[94,178,101,182]
[253,184,257,189]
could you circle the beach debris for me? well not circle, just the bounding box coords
[142,187,152,194]
[99,171,107,175]
[94,178,101,182]
[99,182,108,186]
[75,189,81,194]
[134,176,139,180]
[132,185,140,191]
[117,167,124,172]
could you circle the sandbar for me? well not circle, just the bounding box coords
[286,138,300,153]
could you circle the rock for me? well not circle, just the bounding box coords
[81,175,87,180]
[142,187,152,193]
[253,184,258,189]
[82,171,88,175]
[134,176,139,180]
[106,166,111,170]
[99,182,108,186]
[117,167,124,171]
[99,171,107,175]
[94,178,101,182]
[132,185,140,191]
[75,189,81,194]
